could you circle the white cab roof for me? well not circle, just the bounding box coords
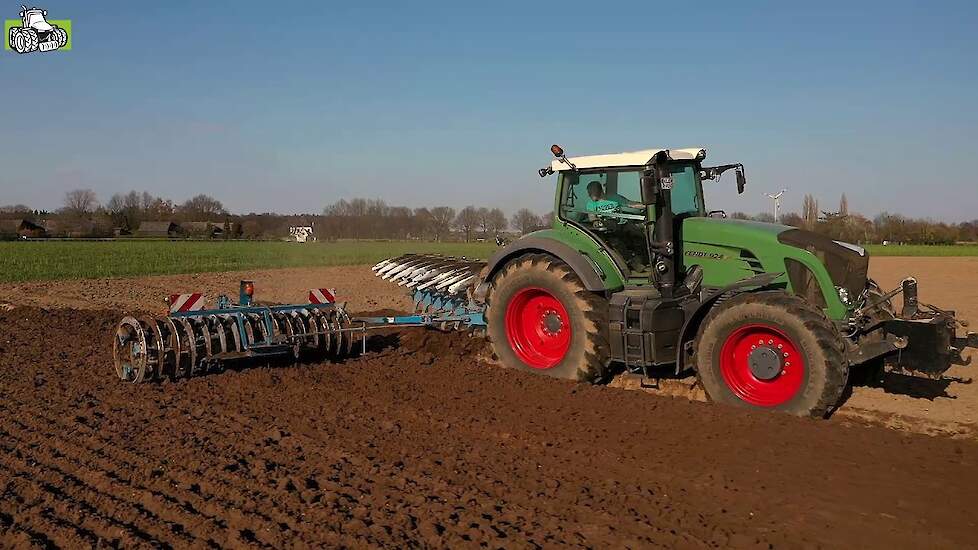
[552,148,706,172]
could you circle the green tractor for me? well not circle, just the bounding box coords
[376,145,976,417]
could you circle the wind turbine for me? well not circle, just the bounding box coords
[764,189,787,222]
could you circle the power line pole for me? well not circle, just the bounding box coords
[764,189,787,222]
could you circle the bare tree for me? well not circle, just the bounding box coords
[511,208,541,235]
[430,206,456,241]
[802,194,819,230]
[781,211,804,228]
[0,204,36,221]
[541,211,555,227]
[474,207,491,236]
[107,190,155,230]
[388,206,412,240]
[63,189,99,216]
[0,204,33,215]
[455,206,480,242]
[145,197,175,221]
[486,208,508,236]
[839,193,849,217]
[179,194,226,219]
[413,207,433,240]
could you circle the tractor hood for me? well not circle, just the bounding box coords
[682,217,792,248]
[682,217,870,301]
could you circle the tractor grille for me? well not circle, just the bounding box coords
[778,229,869,300]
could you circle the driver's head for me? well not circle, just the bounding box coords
[587,181,604,201]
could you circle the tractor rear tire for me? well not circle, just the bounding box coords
[22,28,38,53]
[486,253,610,382]
[694,290,848,417]
[10,28,25,53]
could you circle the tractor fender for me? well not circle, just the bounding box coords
[472,237,608,303]
[674,272,784,374]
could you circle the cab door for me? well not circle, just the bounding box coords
[557,169,653,282]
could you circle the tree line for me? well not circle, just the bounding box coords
[318,198,550,241]
[0,189,553,241]
[731,193,978,245]
[3,188,974,244]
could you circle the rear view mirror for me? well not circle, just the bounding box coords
[736,168,746,194]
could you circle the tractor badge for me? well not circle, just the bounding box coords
[8,5,68,54]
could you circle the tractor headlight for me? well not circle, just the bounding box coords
[836,286,851,306]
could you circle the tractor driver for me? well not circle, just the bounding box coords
[583,181,650,274]
[585,181,643,216]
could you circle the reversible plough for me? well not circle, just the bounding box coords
[112,260,485,383]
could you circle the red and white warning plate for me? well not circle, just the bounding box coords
[308,288,336,305]
[168,293,206,314]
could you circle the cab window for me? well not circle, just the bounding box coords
[560,170,643,221]
[669,164,703,216]
[559,169,651,276]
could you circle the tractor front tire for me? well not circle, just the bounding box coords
[694,291,848,417]
[486,253,610,382]
[53,27,67,47]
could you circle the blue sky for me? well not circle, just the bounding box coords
[1,1,976,220]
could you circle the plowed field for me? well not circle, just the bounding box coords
[1,258,977,547]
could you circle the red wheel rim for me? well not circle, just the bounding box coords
[719,323,804,407]
[504,287,572,369]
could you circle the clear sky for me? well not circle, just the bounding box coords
[1,1,976,220]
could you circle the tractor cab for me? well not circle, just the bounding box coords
[548,147,735,285]
[23,8,52,30]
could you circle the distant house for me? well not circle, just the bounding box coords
[181,221,224,238]
[137,221,181,238]
[0,219,48,239]
[289,226,315,243]
[64,220,99,239]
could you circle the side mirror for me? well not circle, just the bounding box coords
[551,144,564,158]
[736,168,746,194]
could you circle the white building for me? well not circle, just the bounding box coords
[289,226,315,243]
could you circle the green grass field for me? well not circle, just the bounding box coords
[864,244,978,256]
[0,241,499,283]
[1,240,975,283]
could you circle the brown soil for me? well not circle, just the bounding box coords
[2,306,978,548]
[2,258,975,438]
[0,266,414,315]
